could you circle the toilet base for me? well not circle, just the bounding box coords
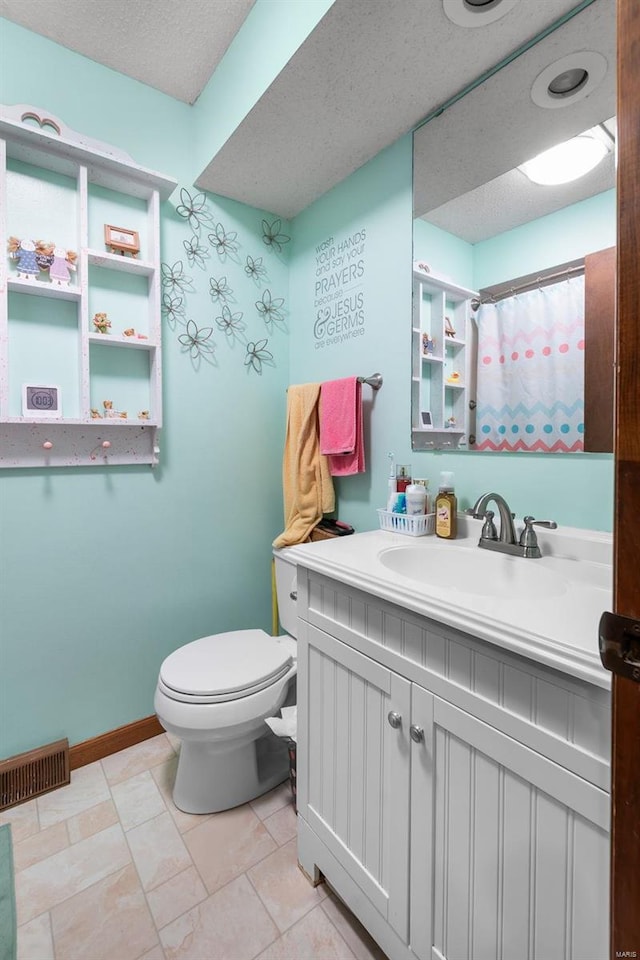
[172,729,290,814]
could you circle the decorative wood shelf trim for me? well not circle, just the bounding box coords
[87,249,155,276]
[412,427,465,435]
[88,334,157,351]
[3,416,86,425]
[0,421,160,468]
[2,416,157,426]
[0,105,177,201]
[7,277,81,302]
[412,268,478,302]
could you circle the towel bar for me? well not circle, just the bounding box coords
[358,373,383,390]
[286,374,383,392]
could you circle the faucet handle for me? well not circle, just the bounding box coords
[480,510,498,541]
[519,516,558,549]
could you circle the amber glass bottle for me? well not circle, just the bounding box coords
[435,472,457,539]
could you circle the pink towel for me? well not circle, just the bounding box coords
[320,377,365,476]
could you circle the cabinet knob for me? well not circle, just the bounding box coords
[387,711,402,729]
[410,724,424,743]
[42,441,53,450]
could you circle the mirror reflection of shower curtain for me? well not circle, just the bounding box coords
[475,276,585,452]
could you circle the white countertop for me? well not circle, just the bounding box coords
[285,517,613,689]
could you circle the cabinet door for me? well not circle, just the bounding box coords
[410,686,609,960]
[300,623,411,942]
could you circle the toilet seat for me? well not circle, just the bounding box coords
[159,629,294,704]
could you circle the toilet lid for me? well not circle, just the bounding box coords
[159,629,293,701]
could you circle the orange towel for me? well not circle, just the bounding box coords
[320,377,365,476]
[273,384,335,548]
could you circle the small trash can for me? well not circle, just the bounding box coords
[286,738,297,812]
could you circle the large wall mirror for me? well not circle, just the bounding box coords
[412,0,615,455]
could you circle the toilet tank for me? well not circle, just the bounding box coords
[273,547,298,638]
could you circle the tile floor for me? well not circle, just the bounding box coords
[1,733,388,960]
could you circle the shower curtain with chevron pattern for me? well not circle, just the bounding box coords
[475,275,585,452]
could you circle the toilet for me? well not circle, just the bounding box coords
[154,547,298,814]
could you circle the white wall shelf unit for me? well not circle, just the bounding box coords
[0,103,177,468]
[87,250,156,276]
[412,267,478,451]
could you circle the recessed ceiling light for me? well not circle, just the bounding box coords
[531,52,608,109]
[547,67,589,97]
[519,134,609,186]
[442,0,519,28]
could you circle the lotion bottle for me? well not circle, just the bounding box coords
[435,471,457,539]
[406,483,426,515]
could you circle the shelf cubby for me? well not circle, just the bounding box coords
[0,102,176,466]
[411,267,478,450]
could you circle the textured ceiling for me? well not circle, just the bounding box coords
[413,0,615,242]
[195,0,591,218]
[0,0,255,104]
[425,150,615,245]
[0,0,615,231]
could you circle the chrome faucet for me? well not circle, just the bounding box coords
[468,492,557,558]
[469,492,517,544]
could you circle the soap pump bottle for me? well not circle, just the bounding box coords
[435,471,457,539]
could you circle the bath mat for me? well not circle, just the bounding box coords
[0,824,17,960]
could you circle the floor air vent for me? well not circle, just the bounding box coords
[0,738,70,811]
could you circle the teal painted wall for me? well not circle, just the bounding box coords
[413,190,616,290]
[289,135,414,533]
[473,190,616,288]
[410,191,613,531]
[0,23,290,757]
[290,148,614,534]
[413,219,474,289]
[0,14,616,760]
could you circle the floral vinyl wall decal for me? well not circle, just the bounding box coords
[161,260,192,294]
[162,292,185,327]
[215,305,245,338]
[244,255,267,282]
[208,275,234,304]
[183,235,209,269]
[166,184,289,375]
[178,319,215,359]
[255,289,285,329]
[244,339,273,374]
[175,188,213,232]
[261,218,290,253]
[208,223,239,259]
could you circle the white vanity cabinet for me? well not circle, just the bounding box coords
[296,568,610,960]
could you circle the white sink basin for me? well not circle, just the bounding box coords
[378,541,569,599]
